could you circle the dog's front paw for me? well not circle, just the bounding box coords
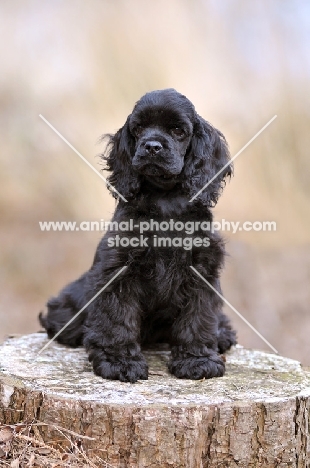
[168,350,225,380]
[88,347,148,383]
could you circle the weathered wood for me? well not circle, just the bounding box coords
[0,333,309,467]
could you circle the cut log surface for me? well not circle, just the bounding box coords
[0,333,309,467]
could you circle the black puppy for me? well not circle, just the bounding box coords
[39,89,237,382]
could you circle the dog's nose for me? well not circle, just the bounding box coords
[144,141,163,154]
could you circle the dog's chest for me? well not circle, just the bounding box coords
[136,246,191,288]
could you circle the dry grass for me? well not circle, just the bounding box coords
[0,422,112,468]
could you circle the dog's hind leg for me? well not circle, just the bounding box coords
[39,272,89,347]
[217,310,237,354]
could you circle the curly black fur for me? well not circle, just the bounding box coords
[39,89,237,382]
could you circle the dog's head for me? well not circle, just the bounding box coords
[103,88,232,205]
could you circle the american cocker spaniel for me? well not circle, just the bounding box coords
[39,89,237,382]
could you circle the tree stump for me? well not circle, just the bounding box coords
[0,333,309,467]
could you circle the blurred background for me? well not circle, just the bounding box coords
[0,0,309,365]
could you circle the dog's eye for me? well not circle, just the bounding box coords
[172,127,185,138]
[134,126,143,137]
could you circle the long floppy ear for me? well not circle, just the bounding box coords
[101,116,141,201]
[182,114,232,206]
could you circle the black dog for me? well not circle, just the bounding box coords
[39,89,237,382]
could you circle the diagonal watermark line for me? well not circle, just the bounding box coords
[39,114,128,203]
[189,115,277,202]
[190,266,278,354]
[35,266,127,359]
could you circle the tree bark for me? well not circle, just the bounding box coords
[0,333,309,467]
